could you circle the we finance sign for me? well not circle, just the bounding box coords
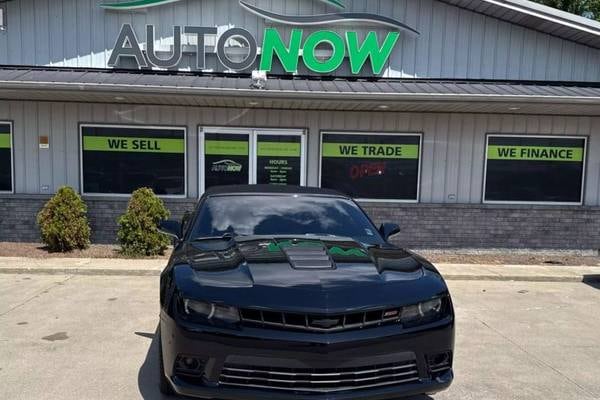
[103,0,419,75]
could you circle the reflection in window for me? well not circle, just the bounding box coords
[485,135,586,203]
[81,125,186,195]
[191,195,383,245]
[320,132,421,200]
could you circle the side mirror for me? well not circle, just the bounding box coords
[159,220,183,242]
[379,223,401,241]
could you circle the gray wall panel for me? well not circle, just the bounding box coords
[2,100,599,205]
[2,0,600,81]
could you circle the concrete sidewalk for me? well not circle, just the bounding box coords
[0,256,599,282]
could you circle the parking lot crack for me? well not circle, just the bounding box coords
[476,317,596,397]
[0,275,74,318]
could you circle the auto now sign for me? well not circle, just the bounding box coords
[104,0,420,75]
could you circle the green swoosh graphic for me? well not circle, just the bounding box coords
[101,0,184,10]
[102,0,345,11]
[324,0,345,8]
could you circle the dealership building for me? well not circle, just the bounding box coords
[0,0,600,249]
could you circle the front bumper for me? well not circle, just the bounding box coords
[160,311,454,399]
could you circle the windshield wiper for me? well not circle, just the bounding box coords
[190,232,241,242]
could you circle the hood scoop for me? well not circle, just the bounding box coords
[280,240,335,270]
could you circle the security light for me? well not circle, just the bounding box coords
[251,70,267,89]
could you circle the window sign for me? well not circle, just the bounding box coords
[200,128,306,193]
[320,132,422,201]
[256,134,303,186]
[81,125,186,196]
[0,122,13,192]
[484,135,587,204]
[203,132,250,190]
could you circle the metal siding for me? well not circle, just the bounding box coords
[2,100,600,205]
[50,102,66,192]
[38,102,52,193]
[583,117,600,206]
[419,113,437,203]
[0,0,599,81]
[445,114,462,202]
[442,5,458,78]
[494,21,511,79]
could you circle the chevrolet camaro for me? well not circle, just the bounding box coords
[158,185,454,399]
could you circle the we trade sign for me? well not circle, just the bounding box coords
[322,143,420,159]
[109,25,401,75]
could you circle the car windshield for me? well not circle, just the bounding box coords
[189,194,385,246]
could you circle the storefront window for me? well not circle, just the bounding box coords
[0,122,13,192]
[320,132,422,201]
[81,124,186,196]
[484,135,587,204]
[200,128,306,192]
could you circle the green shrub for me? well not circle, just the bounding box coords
[117,188,171,257]
[37,186,91,252]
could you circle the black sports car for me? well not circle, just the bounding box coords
[158,185,454,399]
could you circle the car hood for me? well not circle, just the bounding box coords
[172,237,448,313]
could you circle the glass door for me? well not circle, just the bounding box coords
[200,128,306,194]
[254,130,306,186]
[201,129,250,191]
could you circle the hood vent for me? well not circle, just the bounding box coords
[280,241,335,270]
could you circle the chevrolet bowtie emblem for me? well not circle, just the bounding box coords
[312,318,340,329]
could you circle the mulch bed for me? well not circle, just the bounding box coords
[417,251,600,266]
[0,242,171,259]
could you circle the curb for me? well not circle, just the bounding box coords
[441,275,591,283]
[0,267,161,276]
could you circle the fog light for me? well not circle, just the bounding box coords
[175,355,206,377]
[427,351,452,375]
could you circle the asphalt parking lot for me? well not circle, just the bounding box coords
[1,274,599,400]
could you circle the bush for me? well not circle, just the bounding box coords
[117,188,171,257]
[37,186,91,252]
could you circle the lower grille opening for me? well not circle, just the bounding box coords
[427,351,452,377]
[219,360,419,393]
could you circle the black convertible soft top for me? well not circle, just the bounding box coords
[202,185,345,197]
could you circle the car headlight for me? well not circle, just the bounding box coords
[182,298,240,324]
[400,297,445,326]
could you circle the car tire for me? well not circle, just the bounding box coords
[158,325,175,396]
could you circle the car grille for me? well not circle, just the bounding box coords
[219,360,420,393]
[239,307,402,333]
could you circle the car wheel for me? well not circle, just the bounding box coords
[158,325,175,396]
